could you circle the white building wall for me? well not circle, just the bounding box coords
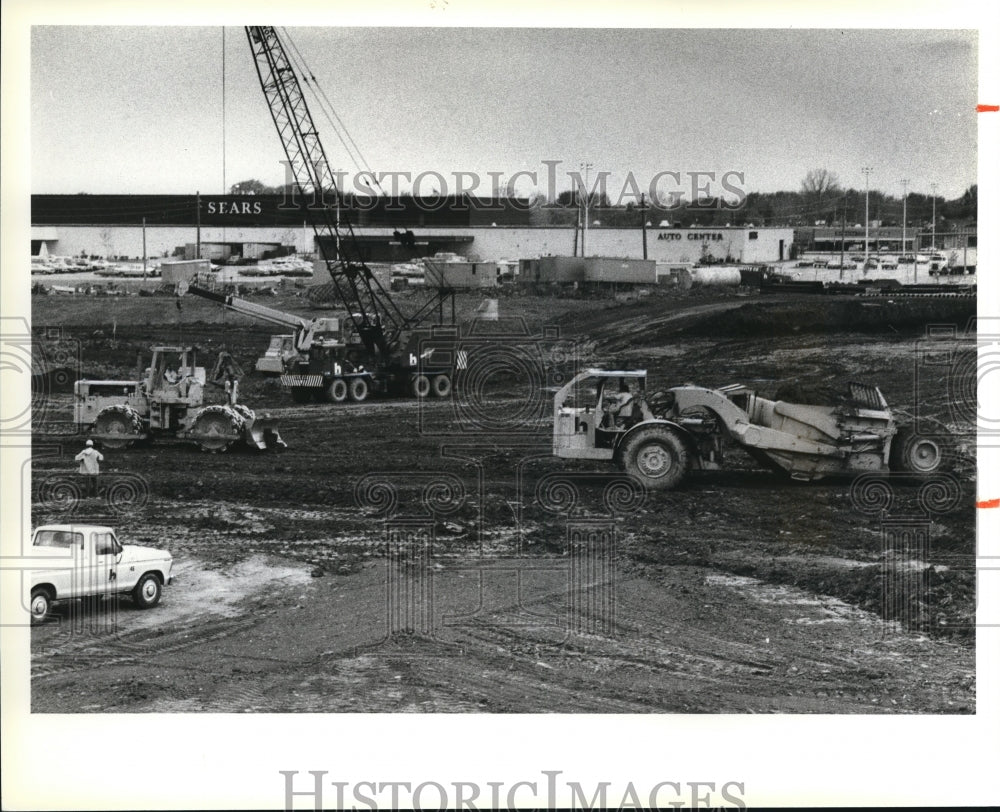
[38,225,793,264]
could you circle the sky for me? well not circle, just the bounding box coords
[29,26,979,201]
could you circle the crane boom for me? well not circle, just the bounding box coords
[245,26,450,359]
[186,284,339,353]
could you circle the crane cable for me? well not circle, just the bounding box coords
[279,27,385,196]
[280,27,380,189]
[221,26,228,346]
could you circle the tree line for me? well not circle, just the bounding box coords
[228,171,977,231]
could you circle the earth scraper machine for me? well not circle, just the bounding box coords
[553,369,949,489]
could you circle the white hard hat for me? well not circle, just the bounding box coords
[86,439,94,446]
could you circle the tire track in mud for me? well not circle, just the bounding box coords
[31,614,263,681]
[31,556,312,683]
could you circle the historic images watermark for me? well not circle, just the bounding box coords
[355,324,650,649]
[849,318,997,636]
[271,159,748,211]
[3,319,152,633]
[280,769,747,810]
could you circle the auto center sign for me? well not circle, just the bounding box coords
[657,231,725,241]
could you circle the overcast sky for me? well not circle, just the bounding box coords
[30,26,978,200]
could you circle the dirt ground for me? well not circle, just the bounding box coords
[27,286,978,713]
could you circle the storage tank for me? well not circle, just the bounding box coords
[689,267,742,287]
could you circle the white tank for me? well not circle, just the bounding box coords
[689,267,742,287]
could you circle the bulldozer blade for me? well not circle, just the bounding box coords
[246,418,287,451]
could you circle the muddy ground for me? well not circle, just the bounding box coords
[27,287,978,713]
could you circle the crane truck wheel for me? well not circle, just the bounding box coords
[411,374,432,399]
[618,425,690,490]
[348,377,369,403]
[93,405,142,449]
[291,387,313,404]
[431,374,452,398]
[889,425,950,475]
[325,378,348,403]
[190,405,243,453]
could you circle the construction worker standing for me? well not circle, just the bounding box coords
[74,439,104,499]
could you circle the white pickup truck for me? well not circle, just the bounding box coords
[29,524,174,624]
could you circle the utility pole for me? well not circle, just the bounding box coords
[930,182,938,251]
[142,216,147,278]
[862,167,873,267]
[580,162,593,258]
[639,193,649,260]
[900,178,911,281]
[839,202,846,279]
[195,190,202,260]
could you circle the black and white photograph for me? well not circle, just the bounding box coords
[2,1,998,809]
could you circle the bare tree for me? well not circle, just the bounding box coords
[801,168,842,198]
[801,168,842,222]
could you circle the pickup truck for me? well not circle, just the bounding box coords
[29,524,174,624]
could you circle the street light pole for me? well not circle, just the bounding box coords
[639,193,648,260]
[862,167,873,267]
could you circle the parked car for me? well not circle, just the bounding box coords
[28,524,174,624]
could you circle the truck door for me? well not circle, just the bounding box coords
[89,530,122,594]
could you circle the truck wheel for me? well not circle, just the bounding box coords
[290,387,312,404]
[325,378,348,403]
[349,377,369,403]
[431,374,452,398]
[890,425,950,474]
[30,587,52,624]
[619,426,690,490]
[411,374,431,398]
[132,574,162,609]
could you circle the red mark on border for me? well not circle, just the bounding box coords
[977,498,1000,509]
[977,104,999,112]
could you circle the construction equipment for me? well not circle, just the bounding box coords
[183,282,350,399]
[242,26,459,402]
[74,345,286,452]
[553,369,950,489]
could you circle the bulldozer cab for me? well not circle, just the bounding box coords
[143,346,206,412]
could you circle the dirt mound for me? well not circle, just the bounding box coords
[683,298,976,340]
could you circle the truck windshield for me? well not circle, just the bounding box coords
[34,530,82,548]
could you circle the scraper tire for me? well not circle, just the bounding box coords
[619,426,690,490]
